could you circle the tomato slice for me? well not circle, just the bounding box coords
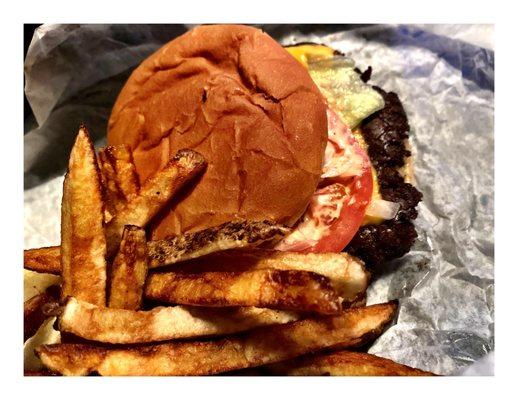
[276,107,373,253]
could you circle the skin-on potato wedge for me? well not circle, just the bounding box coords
[97,148,120,223]
[37,302,397,376]
[60,127,107,306]
[147,220,290,268]
[144,269,342,315]
[265,350,436,376]
[104,149,206,257]
[175,250,370,306]
[108,225,148,310]
[98,145,140,202]
[58,297,298,344]
[23,247,61,275]
[24,220,290,275]
[98,145,140,222]
[24,286,60,342]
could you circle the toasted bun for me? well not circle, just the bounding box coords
[107,25,327,238]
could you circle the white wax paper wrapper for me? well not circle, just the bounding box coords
[24,24,494,376]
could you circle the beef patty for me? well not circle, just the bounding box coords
[346,77,423,268]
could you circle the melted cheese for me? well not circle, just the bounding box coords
[286,44,335,68]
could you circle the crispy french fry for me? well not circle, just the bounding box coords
[24,286,60,342]
[99,145,140,201]
[145,269,342,314]
[58,297,297,344]
[97,151,122,222]
[175,250,369,306]
[104,149,206,257]
[23,221,290,275]
[37,302,397,376]
[98,150,118,223]
[265,350,436,376]
[98,145,140,221]
[24,247,61,275]
[108,225,148,310]
[60,127,107,306]
[147,220,290,268]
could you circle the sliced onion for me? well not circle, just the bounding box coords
[365,199,400,220]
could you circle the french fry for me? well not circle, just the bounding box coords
[147,220,290,268]
[23,221,290,275]
[24,286,60,342]
[37,302,397,376]
[265,350,436,376]
[175,250,370,306]
[98,145,140,222]
[97,149,119,223]
[98,145,140,201]
[58,297,297,344]
[104,149,206,257]
[108,225,148,310]
[23,246,367,309]
[144,269,342,314]
[60,127,107,306]
[24,247,61,275]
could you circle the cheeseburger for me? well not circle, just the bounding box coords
[107,25,422,268]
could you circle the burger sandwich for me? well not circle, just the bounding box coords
[107,24,422,269]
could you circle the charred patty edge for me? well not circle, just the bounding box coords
[345,73,423,268]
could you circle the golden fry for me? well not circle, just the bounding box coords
[24,247,61,275]
[266,350,436,376]
[99,145,140,200]
[145,269,342,314]
[60,126,107,306]
[98,145,140,221]
[176,250,369,305]
[58,297,297,344]
[37,302,397,376]
[23,247,367,308]
[108,225,148,310]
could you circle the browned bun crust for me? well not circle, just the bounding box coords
[108,24,327,238]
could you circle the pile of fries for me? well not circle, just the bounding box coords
[23,126,434,376]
